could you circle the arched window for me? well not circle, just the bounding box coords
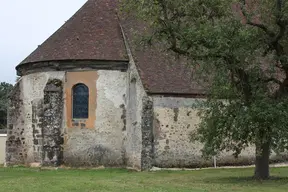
[72,83,89,119]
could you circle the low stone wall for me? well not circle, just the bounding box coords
[0,133,6,164]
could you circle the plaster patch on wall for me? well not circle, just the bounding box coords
[64,70,127,167]
[97,70,127,108]
[95,70,126,133]
[124,60,147,170]
[64,128,124,167]
[0,135,6,164]
[22,74,47,163]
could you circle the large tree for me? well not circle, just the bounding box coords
[122,0,288,179]
[0,82,13,130]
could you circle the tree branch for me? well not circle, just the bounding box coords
[264,77,282,85]
[239,0,275,37]
[274,0,287,43]
[157,0,190,55]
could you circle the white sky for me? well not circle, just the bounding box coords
[0,0,87,84]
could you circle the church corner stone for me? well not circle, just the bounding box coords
[6,81,25,165]
[41,79,64,166]
[141,96,154,170]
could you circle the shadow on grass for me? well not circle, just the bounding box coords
[205,176,288,184]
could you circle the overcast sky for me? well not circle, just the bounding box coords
[0,0,87,84]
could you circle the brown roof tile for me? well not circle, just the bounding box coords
[120,16,205,95]
[18,0,205,95]
[19,0,128,65]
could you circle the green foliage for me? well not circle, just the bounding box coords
[122,0,288,163]
[0,82,13,129]
[197,97,288,158]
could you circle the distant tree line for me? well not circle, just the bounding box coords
[0,82,13,130]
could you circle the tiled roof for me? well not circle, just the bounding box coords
[120,15,205,95]
[19,0,128,65]
[18,0,205,95]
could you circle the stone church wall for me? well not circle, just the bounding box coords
[152,97,256,168]
[6,69,128,167]
[121,22,148,170]
[124,55,147,170]
[6,72,65,165]
[64,70,127,167]
[152,97,288,168]
[7,68,287,168]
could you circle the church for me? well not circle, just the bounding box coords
[6,0,261,170]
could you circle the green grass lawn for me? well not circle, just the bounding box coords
[0,167,288,192]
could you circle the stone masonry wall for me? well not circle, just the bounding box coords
[64,70,127,167]
[141,97,154,170]
[6,82,25,165]
[7,69,127,167]
[121,24,148,170]
[152,97,288,168]
[124,61,147,169]
[152,97,256,168]
[6,72,65,165]
[41,79,64,166]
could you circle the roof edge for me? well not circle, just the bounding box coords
[16,59,129,76]
[147,91,207,98]
[19,0,128,65]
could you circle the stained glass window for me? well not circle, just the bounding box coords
[72,83,89,119]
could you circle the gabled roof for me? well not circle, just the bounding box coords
[17,0,205,96]
[19,0,128,65]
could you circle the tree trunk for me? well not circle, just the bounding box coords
[254,142,270,180]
